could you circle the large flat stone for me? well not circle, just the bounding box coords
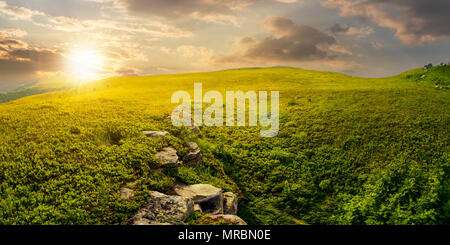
[173,184,223,214]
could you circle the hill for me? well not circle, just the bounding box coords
[0,74,77,103]
[0,67,448,225]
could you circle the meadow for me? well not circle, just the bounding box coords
[0,67,448,224]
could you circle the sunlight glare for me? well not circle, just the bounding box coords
[67,48,104,83]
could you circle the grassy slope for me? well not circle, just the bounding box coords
[0,75,76,103]
[0,67,448,224]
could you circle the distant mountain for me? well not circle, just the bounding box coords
[0,74,77,103]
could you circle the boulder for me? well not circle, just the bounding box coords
[155,147,181,166]
[194,204,203,213]
[142,131,170,138]
[223,192,238,215]
[206,214,247,225]
[119,187,135,200]
[174,184,223,214]
[127,191,193,225]
[183,142,202,166]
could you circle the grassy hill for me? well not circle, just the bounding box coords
[0,75,76,103]
[0,67,448,225]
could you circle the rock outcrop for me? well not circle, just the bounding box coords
[142,131,170,138]
[129,128,246,225]
[155,146,181,166]
[126,185,244,225]
[183,142,202,166]
[127,191,193,225]
[223,192,238,215]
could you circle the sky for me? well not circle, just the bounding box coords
[0,0,450,91]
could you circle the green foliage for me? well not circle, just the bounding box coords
[424,66,450,86]
[335,154,447,224]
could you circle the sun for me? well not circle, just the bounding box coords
[67,48,104,82]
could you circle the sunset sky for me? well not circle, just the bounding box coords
[1,0,449,91]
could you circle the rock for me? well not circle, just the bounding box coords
[183,142,202,166]
[194,204,203,213]
[206,214,247,225]
[128,191,193,225]
[174,184,223,214]
[223,192,238,215]
[142,131,170,138]
[119,187,134,200]
[133,219,172,225]
[155,147,181,166]
[187,141,199,151]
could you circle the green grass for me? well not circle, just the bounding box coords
[0,67,448,225]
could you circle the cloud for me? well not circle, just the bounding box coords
[322,0,450,45]
[330,23,350,34]
[0,28,27,38]
[209,16,363,73]
[114,67,140,76]
[0,2,191,38]
[98,0,298,23]
[176,45,214,58]
[211,16,339,65]
[329,44,352,55]
[330,23,374,38]
[39,16,191,38]
[346,26,374,37]
[0,30,63,89]
[0,1,44,20]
